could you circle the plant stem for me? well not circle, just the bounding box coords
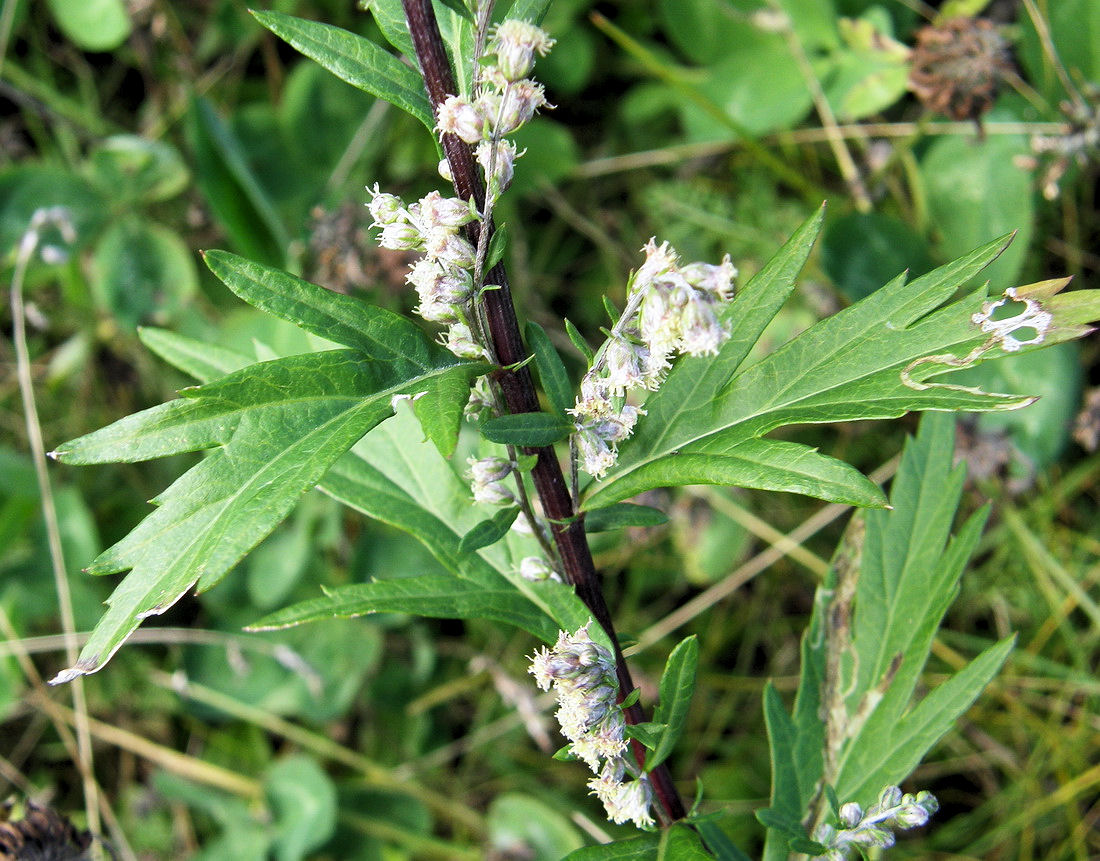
[401,0,686,824]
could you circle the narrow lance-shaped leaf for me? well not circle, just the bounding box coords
[252,10,435,133]
[647,635,698,771]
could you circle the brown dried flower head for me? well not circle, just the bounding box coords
[908,17,1011,122]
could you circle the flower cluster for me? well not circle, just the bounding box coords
[467,456,515,506]
[436,20,554,198]
[571,240,737,478]
[529,624,654,829]
[368,187,484,359]
[812,786,939,859]
[366,19,554,362]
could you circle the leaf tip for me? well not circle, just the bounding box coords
[48,656,99,685]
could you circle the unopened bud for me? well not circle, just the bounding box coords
[436,95,488,144]
[491,19,555,81]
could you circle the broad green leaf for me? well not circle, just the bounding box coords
[50,333,480,682]
[458,507,520,554]
[487,793,584,860]
[46,0,131,52]
[647,635,698,770]
[921,129,1034,290]
[265,756,337,861]
[366,0,476,97]
[186,98,288,267]
[203,250,485,456]
[584,503,668,532]
[91,218,198,329]
[526,320,574,416]
[585,231,1034,511]
[657,826,712,859]
[87,135,189,203]
[252,10,435,133]
[821,211,933,302]
[481,412,574,446]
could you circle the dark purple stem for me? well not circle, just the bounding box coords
[401,0,686,825]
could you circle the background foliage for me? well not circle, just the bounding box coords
[1,0,1098,858]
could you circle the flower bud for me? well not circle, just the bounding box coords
[366,184,405,225]
[443,322,485,360]
[378,220,423,251]
[438,158,454,182]
[418,190,476,230]
[877,785,904,810]
[424,228,477,269]
[681,254,737,301]
[476,139,520,191]
[436,94,488,144]
[679,294,728,356]
[491,19,555,81]
[892,802,931,829]
[575,425,617,478]
[838,802,863,828]
[491,80,549,136]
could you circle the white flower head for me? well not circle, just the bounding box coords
[436,94,488,144]
[366,183,405,226]
[491,19,555,81]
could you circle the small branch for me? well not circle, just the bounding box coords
[401,0,686,823]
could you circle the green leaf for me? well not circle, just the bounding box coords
[788,838,829,854]
[695,820,753,861]
[185,98,288,267]
[49,326,481,682]
[755,807,803,838]
[920,129,1034,290]
[265,756,337,861]
[762,684,806,849]
[835,635,1014,804]
[252,10,435,133]
[506,0,552,24]
[203,250,486,456]
[481,412,574,446]
[647,635,698,770]
[526,320,574,416]
[138,328,252,384]
[587,437,889,512]
[585,228,1034,511]
[563,833,661,860]
[91,218,198,329]
[253,406,594,646]
[45,0,131,52]
[458,507,520,554]
[624,721,666,750]
[658,826,712,859]
[821,212,934,302]
[487,222,510,269]
[584,503,668,532]
[487,793,584,860]
[87,135,189,203]
[564,318,595,364]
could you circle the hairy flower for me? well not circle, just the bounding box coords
[436,94,488,144]
[491,19,555,81]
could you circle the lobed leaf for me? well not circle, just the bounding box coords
[51,328,482,683]
[585,230,1031,511]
